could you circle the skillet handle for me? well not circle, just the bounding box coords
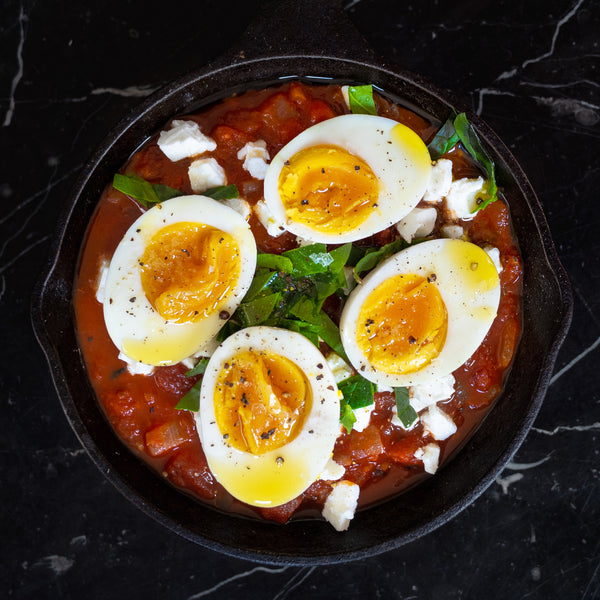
[217,0,375,65]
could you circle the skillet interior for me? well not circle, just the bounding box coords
[31,20,572,564]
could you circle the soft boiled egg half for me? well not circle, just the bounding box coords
[102,195,256,366]
[340,239,501,387]
[263,114,432,243]
[196,326,340,508]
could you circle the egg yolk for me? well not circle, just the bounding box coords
[213,350,312,455]
[356,274,448,374]
[139,222,240,324]
[278,145,379,233]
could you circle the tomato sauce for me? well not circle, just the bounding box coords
[73,82,522,524]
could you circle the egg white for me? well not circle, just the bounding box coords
[102,195,257,366]
[196,326,341,508]
[340,239,501,386]
[263,114,432,243]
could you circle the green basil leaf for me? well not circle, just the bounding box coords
[283,243,331,276]
[175,380,202,412]
[453,113,498,211]
[394,386,418,427]
[203,184,239,200]
[315,310,347,360]
[348,85,377,116]
[256,253,294,273]
[185,357,209,377]
[152,184,183,203]
[244,270,279,301]
[289,296,321,325]
[339,374,375,409]
[237,293,281,327]
[427,113,459,160]
[327,243,353,276]
[340,400,357,433]
[353,238,408,281]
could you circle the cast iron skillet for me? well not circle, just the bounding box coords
[32,0,572,565]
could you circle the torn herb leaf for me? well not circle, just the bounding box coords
[353,238,408,282]
[427,112,459,160]
[394,386,418,428]
[185,357,209,377]
[175,380,202,412]
[113,174,182,208]
[203,184,239,200]
[348,85,378,116]
[453,113,498,211]
[340,400,357,433]
[339,374,375,409]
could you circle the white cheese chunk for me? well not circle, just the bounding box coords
[221,197,251,221]
[414,443,440,474]
[396,206,438,243]
[421,405,457,441]
[319,458,345,481]
[255,198,285,237]
[326,352,354,383]
[440,224,465,239]
[322,480,360,532]
[423,158,453,203]
[484,245,503,274]
[340,85,351,109]
[95,259,109,304]
[391,404,419,430]
[352,404,375,432]
[118,352,155,376]
[188,157,227,192]
[157,119,216,162]
[237,140,270,180]
[409,374,455,413]
[444,176,485,220]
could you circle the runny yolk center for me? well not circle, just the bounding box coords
[213,350,312,455]
[356,273,448,374]
[140,222,240,323]
[278,144,379,233]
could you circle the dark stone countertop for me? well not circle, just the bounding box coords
[1,0,598,598]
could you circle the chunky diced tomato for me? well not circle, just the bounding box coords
[145,414,194,457]
[164,447,218,500]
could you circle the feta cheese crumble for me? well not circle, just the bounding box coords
[157,120,216,162]
[322,480,360,531]
[118,352,155,376]
[423,158,453,203]
[409,374,455,413]
[421,405,457,441]
[319,458,345,482]
[254,198,285,237]
[188,157,227,193]
[414,443,441,474]
[237,140,270,180]
[396,206,438,243]
[444,176,485,220]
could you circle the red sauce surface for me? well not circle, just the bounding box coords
[73,82,522,524]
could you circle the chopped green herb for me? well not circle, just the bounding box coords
[427,112,498,211]
[185,357,209,377]
[453,113,498,211]
[282,243,332,276]
[394,386,418,428]
[339,374,375,410]
[175,380,201,412]
[237,293,281,327]
[203,184,239,200]
[353,238,408,282]
[427,112,460,160]
[348,85,378,116]
[113,173,182,208]
[256,253,294,273]
[340,401,357,433]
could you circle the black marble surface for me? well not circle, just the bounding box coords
[2,0,599,598]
